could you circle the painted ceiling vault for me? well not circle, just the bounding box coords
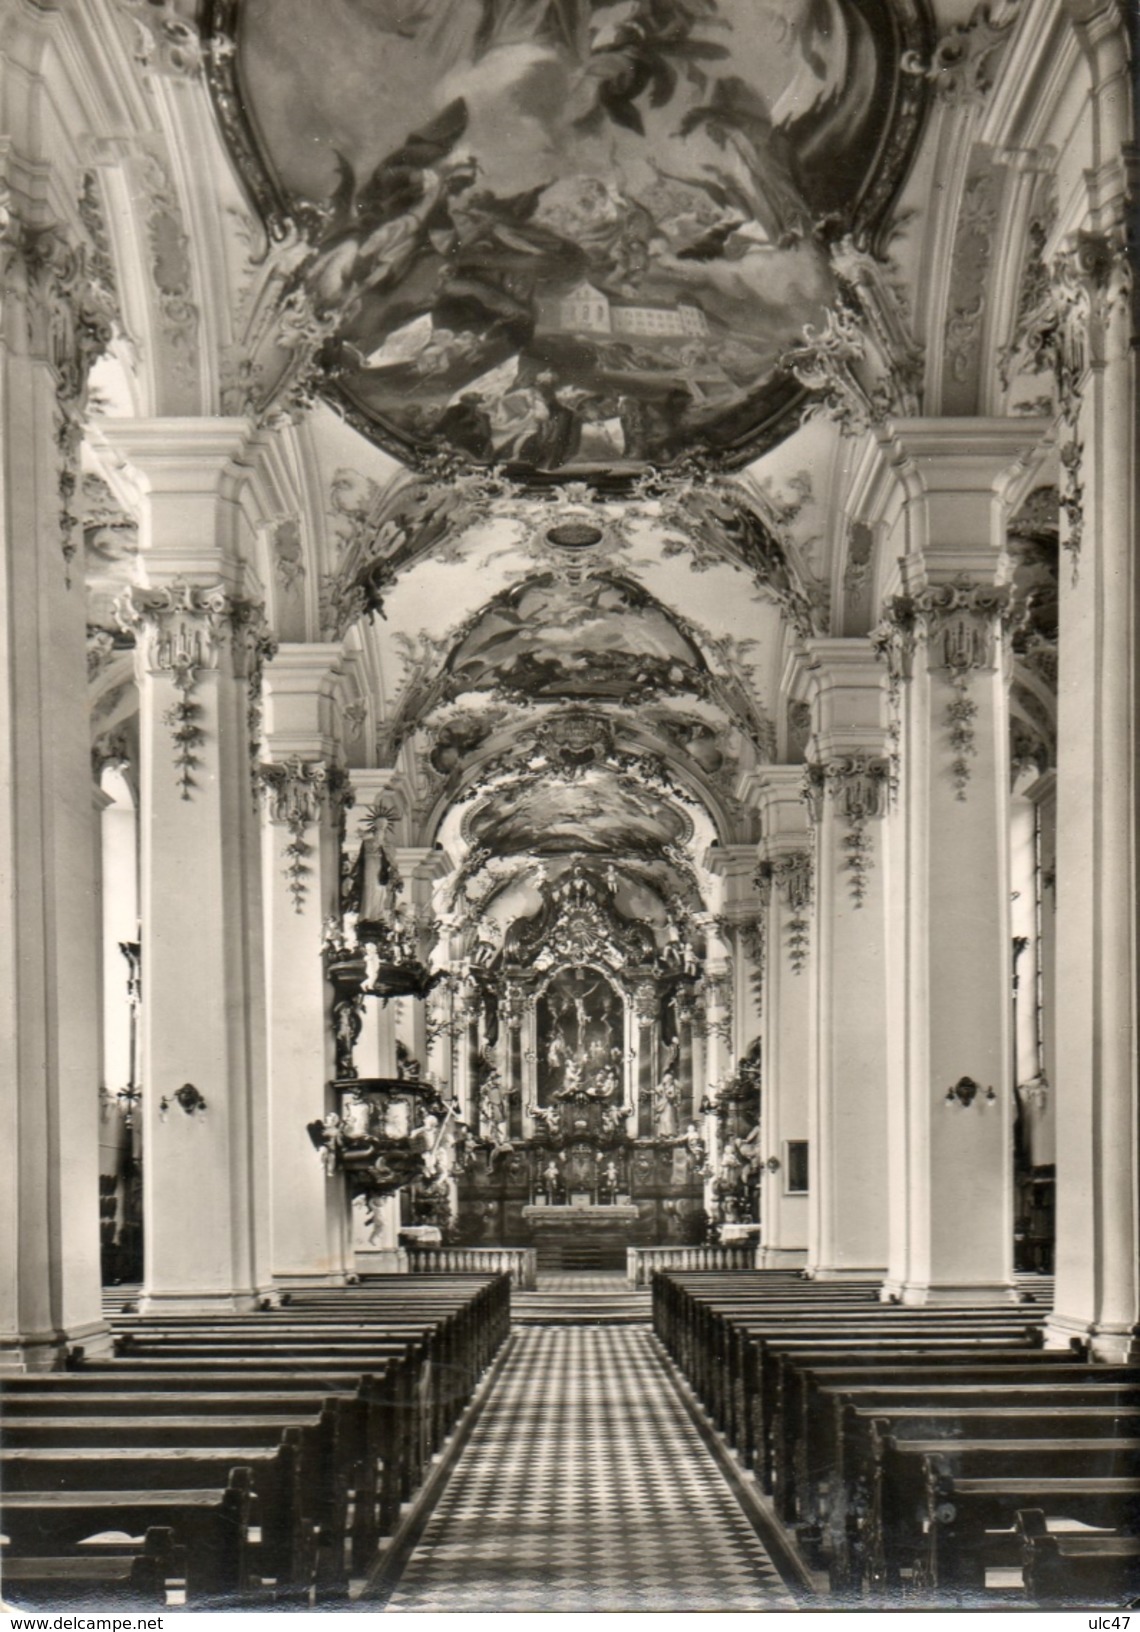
[72,0,1062,992]
[208,0,929,477]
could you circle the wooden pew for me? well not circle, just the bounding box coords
[1,1276,510,1608]
[781,1361,1140,1528]
[0,1469,255,1603]
[3,1441,317,1600]
[1,1526,184,1609]
[731,1321,1040,1480]
[1016,1507,1140,1607]
[23,1360,408,1547]
[868,1429,1140,1599]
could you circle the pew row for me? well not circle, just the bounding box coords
[1,1274,509,1609]
[652,1268,1140,1604]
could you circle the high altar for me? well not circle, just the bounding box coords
[314,833,763,1270]
[455,866,712,1269]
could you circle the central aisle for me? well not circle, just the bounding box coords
[383,1327,797,1612]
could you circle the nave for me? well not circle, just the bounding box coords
[2,0,1138,1617]
[7,1266,1138,1613]
[382,1324,796,1614]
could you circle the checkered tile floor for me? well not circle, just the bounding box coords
[384,1328,797,1612]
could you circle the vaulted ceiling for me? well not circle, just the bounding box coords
[44,0,1079,947]
[215,0,928,477]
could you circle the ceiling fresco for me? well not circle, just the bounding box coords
[209,0,929,476]
[464,763,693,855]
[443,572,707,701]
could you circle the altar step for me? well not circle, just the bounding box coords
[533,1241,627,1273]
[513,1287,652,1326]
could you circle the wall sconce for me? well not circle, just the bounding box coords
[765,1156,782,1173]
[944,1076,996,1108]
[159,1082,207,1120]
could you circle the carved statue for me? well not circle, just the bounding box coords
[306,1111,344,1177]
[528,1102,561,1138]
[553,1056,586,1100]
[600,1103,632,1138]
[591,1063,619,1102]
[486,1116,514,1171]
[654,1069,681,1138]
[681,1120,707,1173]
[332,995,363,1079]
[541,1157,563,1200]
[479,1070,508,1126]
[736,1122,762,1183]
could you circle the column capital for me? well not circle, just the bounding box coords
[259,756,349,914]
[754,850,813,976]
[872,573,1018,686]
[115,579,273,682]
[259,756,348,828]
[116,580,274,799]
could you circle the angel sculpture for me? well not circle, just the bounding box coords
[528,1102,561,1138]
[600,1103,632,1139]
[306,1112,343,1178]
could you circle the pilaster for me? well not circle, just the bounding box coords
[753,771,812,1269]
[1044,222,1139,1358]
[0,209,112,1366]
[117,526,273,1313]
[803,641,894,1278]
[871,427,1029,1304]
[260,644,350,1287]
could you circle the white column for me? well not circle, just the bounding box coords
[113,423,273,1314]
[754,771,812,1269]
[346,768,405,1085]
[803,643,893,1278]
[261,644,349,1288]
[871,424,1034,1303]
[0,213,111,1365]
[394,846,452,1081]
[1025,771,1056,1168]
[1046,219,1138,1358]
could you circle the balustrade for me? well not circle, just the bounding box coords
[626,1244,757,1287]
[407,1247,538,1290]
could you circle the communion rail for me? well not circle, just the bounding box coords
[407,1246,538,1289]
[627,1244,756,1286]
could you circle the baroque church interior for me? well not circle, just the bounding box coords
[1,0,1137,1614]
